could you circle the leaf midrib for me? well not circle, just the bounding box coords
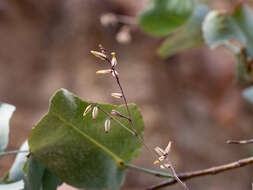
[51,111,123,164]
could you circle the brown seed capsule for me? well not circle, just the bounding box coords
[104,119,111,133]
[92,106,98,120]
[83,105,92,117]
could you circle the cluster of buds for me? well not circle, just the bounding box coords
[153,141,172,170]
[90,47,119,78]
[83,104,112,133]
[83,104,99,120]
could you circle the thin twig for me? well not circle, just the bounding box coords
[165,158,189,190]
[227,139,253,144]
[122,162,172,178]
[146,156,253,190]
[0,150,29,157]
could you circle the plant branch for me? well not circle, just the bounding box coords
[122,162,172,178]
[227,139,253,144]
[146,156,253,190]
[0,150,29,157]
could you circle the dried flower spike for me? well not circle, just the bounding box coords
[111,52,118,67]
[90,50,107,60]
[105,119,111,133]
[96,69,112,74]
[83,105,93,117]
[92,106,98,120]
[111,93,122,99]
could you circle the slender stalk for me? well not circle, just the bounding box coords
[0,150,29,157]
[146,156,253,190]
[122,162,172,178]
[227,139,253,144]
[165,158,189,190]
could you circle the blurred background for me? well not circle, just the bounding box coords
[0,0,253,189]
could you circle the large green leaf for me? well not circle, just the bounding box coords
[23,157,62,190]
[203,4,253,57]
[202,10,246,49]
[233,4,253,57]
[28,89,144,190]
[158,4,209,58]
[139,0,193,37]
[0,102,16,152]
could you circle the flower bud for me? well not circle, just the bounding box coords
[105,119,111,133]
[111,52,118,67]
[111,110,122,117]
[112,70,119,77]
[90,51,107,60]
[83,105,92,117]
[111,93,122,99]
[153,160,159,165]
[154,147,166,157]
[96,69,112,74]
[165,141,172,153]
[164,164,171,168]
[92,106,98,120]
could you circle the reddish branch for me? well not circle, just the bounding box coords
[227,139,253,144]
[146,156,253,190]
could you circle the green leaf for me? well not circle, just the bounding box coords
[233,4,253,57]
[203,4,253,57]
[0,102,16,152]
[139,0,193,37]
[41,170,62,190]
[9,141,29,181]
[243,86,253,104]
[158,4,209,58]
[23,157,45,190]
[202,10,246,49]
[23,156,62,190]
[28,89,144,190]
[0,180,24,190]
